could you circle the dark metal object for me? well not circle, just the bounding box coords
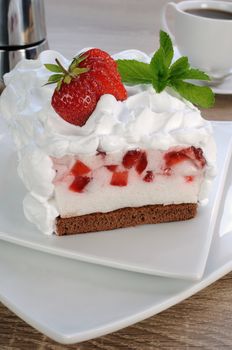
[0,0,48,79]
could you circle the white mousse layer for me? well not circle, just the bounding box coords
[55,175,203,217]
[0,49,217,234]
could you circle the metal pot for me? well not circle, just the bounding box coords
[0,0,48,79]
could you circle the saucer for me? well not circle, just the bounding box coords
[201,74,232,95]
[173,47,232,95]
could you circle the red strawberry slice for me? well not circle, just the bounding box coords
[46,48,127,127]
[105,165,118,172]
[123,150,148,174]
[69,175,91,192]
[81,48,111,59]
[110,171,128,186]
[122,150,142,169]
[110,77,128,100]
[164,151,188,167]
[136,152,148,174]
[80,48,117,69]
[80,58,115,76]
[182,147,206,168]
[143,171,154,182]
[51,76,97,126]
[71,160,91,176]
[164,146,206,169]
[85,66,127,101]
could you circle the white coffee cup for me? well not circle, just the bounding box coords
[163,1,232,79]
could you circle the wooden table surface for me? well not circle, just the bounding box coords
[1,1,232,348]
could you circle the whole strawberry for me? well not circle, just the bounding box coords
[45,49,127,126]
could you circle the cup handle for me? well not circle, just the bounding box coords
[162,2,176,41]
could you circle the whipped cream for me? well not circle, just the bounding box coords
[0,49,217,235]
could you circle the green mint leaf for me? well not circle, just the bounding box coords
[170,80,215,108]
[152,78,167,93]
[150,47,166,75]
[179,68,210,81]
[44,64,63,73]
[116,60,153,85]
[169,56,189,79]
[159,30,173,67]
[150,47,169,92]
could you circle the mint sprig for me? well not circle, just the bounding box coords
[116,30,214,108]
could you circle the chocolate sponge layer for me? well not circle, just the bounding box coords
[55,203,197,236]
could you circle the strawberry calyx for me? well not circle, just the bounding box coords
[45,54,90,90]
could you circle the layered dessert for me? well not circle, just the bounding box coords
[0,34,216,236]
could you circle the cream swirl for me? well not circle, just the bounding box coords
[0,49,214,156]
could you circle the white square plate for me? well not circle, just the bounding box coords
[0,121,231,280]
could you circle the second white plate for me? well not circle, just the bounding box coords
[0,122,231,280]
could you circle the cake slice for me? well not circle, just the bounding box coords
[0,33,216,236]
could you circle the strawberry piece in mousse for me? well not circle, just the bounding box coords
[123,150,148,174]
[71,160,91,176]
[123,150,142,169]
[164,146,206,169]
[136,152,148,174]
[110,171,128,186]
[143,171,154,182]
[69,175,91,192]
[105,165,118,172]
